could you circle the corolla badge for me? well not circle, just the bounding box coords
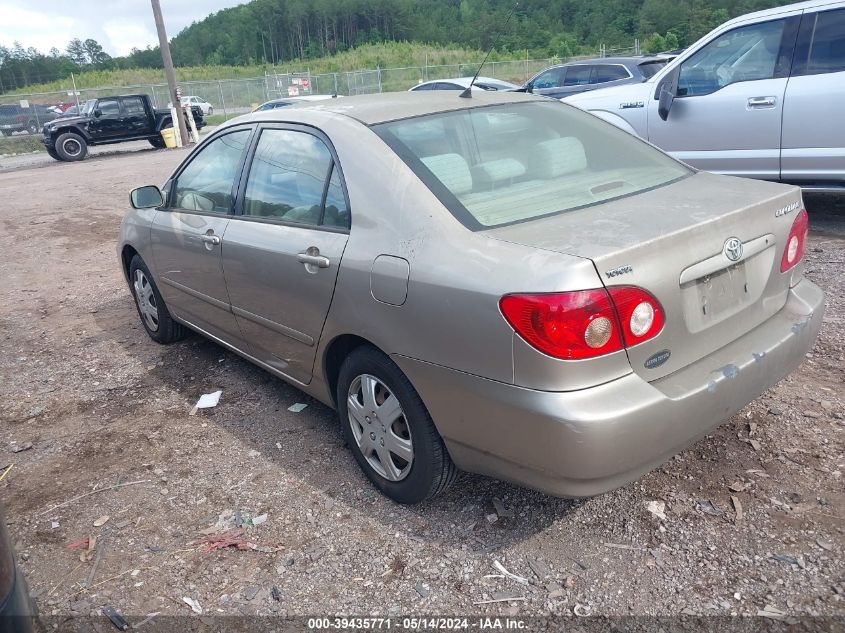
[644,349,671,369]
[723,237,743,262]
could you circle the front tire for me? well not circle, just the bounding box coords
[128,255,188,344]
[337,346,457,504]
[46,147,60,160]
[54,132,87,161]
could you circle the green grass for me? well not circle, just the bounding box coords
[5,42,507,96]
[203,113,228,126]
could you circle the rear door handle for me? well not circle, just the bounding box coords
[747,96,777,108]
[297,251,330,269]
[201,234,221,245]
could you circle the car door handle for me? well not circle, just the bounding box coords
[297,252,330,268]
[201,234,221,245]
[747,96,776,108]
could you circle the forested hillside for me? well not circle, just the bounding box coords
[1,0,790,92]
[165,0,786,65]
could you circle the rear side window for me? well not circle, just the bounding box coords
[592,65,630,83]
[563,66,592,86]
[171,129,251,213]
[123,97,145,115]
[793,8,845,75]
[242,128,348,229]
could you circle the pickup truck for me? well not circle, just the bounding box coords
[564,0,845,191]
[0,102,58,135]
[41,94,205,161]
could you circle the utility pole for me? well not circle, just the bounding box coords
[151,0,188,146]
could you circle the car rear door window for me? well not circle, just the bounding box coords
[123,97,145,115]
[793,8,845,75]
[592,65,630,83]
[563,66,592,86]
[171,129,251,213]
[242,128,346,228]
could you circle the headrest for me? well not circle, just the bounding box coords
[529,137,587,178]
[421,153,473,195]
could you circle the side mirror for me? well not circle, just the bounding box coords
[93,109,102,118]
[524,83,534,93]
[130,185,164,209]
[657,67,680,121]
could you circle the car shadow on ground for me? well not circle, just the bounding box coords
[102,293,582,551]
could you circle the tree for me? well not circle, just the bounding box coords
[66,38,87,65]
[82,39,111,65]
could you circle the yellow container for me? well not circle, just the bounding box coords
[160,127,177,149]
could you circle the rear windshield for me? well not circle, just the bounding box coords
[374,101,690,230]
[639,59,669,78]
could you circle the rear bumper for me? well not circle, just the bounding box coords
[394,278,824,497]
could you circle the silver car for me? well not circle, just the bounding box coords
[119,91,824,504]
[564,0,845,190]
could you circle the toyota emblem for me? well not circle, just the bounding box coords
[723,237,743,262]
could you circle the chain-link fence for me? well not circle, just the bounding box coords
[0,50,636,155]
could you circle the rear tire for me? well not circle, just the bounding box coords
[128,255,188,344]
[54,132,87,161]
[337,346,457,504]
[207,106,213,116]
[149,136,165,149]
[26,120,38,134]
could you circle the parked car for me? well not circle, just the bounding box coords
[522,55,675,99]
[253,95,339,112]
[41,94,205,162]
[409,76,519,92]
[120,91,823,504]
[0,103,57,135]
[57,105,80,118]
[167,95,214,116]
[0,505,36,633]
[565,0,845,190]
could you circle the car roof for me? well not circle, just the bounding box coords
[415,76,515,88]
[722,0,839,25]
[230,90,547,127]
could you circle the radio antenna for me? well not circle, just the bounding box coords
[460,2,519,98]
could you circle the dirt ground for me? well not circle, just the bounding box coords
[0,147,843,625]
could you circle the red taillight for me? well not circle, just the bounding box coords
[499,286,664,360]
[780,208,808,273]
[606,286,665,347]
[500,290,623,360]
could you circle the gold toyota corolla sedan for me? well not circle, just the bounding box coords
[119,91,824,504]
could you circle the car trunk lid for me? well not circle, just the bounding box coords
[486,171,804,381]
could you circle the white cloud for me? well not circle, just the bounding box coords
[0,0,246,56]
[102,21,158,56]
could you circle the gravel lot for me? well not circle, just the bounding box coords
[0,148,842,625]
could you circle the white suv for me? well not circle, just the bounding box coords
[565,0,844,191]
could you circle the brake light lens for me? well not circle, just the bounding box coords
[606,286,665,346]
[499,290,624,360]
[780,208,808,273]
[499,286,664,360]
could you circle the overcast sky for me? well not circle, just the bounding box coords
[0,0,246,57]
